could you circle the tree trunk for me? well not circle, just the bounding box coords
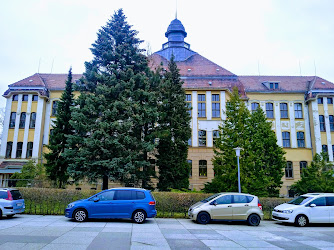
[102,175,108,190]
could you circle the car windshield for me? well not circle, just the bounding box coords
[287,196,313,205]
[201,193,221,203]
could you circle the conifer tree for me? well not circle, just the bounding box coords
[156,55,192,191]
[44,68,74,188]
[204,87,251,193]
[65,9,159,189]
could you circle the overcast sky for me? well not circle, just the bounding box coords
[1,0,333,108]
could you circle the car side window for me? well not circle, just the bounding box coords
[96,191,115,201]
[0,191,8,199]
[311,197,326,206]
[114,190,133,200]
[326,197,334,206]
[215,195,232,205]
[233,195,249,203]
[136,191,146,200]
[246,196,254,203]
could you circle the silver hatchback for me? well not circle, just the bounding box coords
[0,188,25,218]
[188,192,264,226]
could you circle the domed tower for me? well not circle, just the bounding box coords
[155,18,197,61]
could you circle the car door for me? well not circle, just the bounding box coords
[88,190,115,218]
[326,197,334,223]
[307,197,330,223]
[210,195,233,220]
[112,190,136,218]
[232,195,251,220]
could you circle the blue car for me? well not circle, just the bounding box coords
[65,188,157,223]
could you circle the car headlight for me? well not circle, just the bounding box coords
[67,203,75,209]
[282,209,293,214]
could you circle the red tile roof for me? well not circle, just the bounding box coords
[0,161,26,169]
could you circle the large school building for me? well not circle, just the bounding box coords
[1,18,333,196]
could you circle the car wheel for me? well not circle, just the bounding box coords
[6,214,14,218]
[133,210,147,224]
[73,209,88,222]
[295,215,308,227]
[196,212,211,224]
[247,214,261,226]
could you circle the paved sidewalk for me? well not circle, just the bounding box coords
[0,215,334,249]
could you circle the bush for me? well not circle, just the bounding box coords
[19,188,291,219]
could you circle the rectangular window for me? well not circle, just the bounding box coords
[212,94,219,102]
[198,130,206,147]
[52,101,58,116]
[22,95,28,101]
[29,113,36,129]
[199,160,207,177]
[5,142,13,158]
[285,161,293,178]
[19,112,26,129]
[12,95,18,101]
[213,130,219,146]
[300,161,307,175]
[319,115,326,131]
[32,95,38,101]
[186,102,192,116]
[198,94,205,102]
[187,160,192,177]
[251,102,259,113]
[294,103,303,119]
[297,132,305,148]
[280,103,288,118]
[269,82,279,89]
[16,142,23,158]
[266,103,274,118]
[188,137,192,146]
[318,97,323,104]
[330,115,334,132]
[282,132,290,148]
[26,142,33,158]
[9,112,16,128]
[328,97,333,104]
[322,145,328,153]
[186,94,191,102]
[212,103,220,117]
[198,103,206,117]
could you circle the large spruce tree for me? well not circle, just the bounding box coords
[204,87,286,197]
[44,68,74,188]
[156,55,192,191]
[65,9,159,189]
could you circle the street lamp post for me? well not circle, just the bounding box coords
[233,147,243,193]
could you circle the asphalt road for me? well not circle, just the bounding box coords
[0,215,334,249]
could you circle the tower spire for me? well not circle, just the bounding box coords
[175,0,178,19]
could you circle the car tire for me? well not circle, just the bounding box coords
[133,210,147,224]
[196,212,211,224]
[295,214,308,227]
[73,209,88,222]
[247,214,261,226]
[6,214,14,218]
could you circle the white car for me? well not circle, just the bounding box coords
[272,193,334,226]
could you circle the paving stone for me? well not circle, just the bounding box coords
[70,227,104,232]
[42,243,89,250]
[164,233,197,240]
[23,243,47,250]
[234,240,282,248]
[193,233,228,240]
[269,240,319,249]
[301,240,334,248]
[87,232,131,250]
[166,239,209,249]
[160,228,190,234]
[0,235,57,244]
[216,230,260,241]
[201,239,242,248]
[0,242,26,250]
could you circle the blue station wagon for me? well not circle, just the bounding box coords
[65,188,157,223]
[0,188,25,218]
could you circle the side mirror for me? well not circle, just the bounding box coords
[93,197,100,202]
[310,203,316,207]
[210,200,217,206]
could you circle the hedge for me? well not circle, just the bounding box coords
[18,188,291,220]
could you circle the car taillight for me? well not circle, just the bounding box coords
[149,201,156,205]
[258,202,262,210]
[5,190,13,201]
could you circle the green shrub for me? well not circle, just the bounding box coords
[19,188,291,219]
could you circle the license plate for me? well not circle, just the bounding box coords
[16,203,22,207]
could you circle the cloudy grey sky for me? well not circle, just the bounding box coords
[1,0,333,108]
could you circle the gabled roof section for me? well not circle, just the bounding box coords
[39,73,82,90]
[9,73,45,88]
[150,53,236,77]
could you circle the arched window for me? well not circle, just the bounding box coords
[251,102,259,113]
[280,103,288,118]
[26,142,33,158]
[294,103,303,118]
[19,112,26,128]
[187,160,192,177]
[9,112,16,128]
[213,130,219,146]
[199,160,207,177]
[5,142,13,158]
[285,161,293,178]
[297,132,305,148]
[52,101,58,116]
[16,142,23,158]
[300,161,307,175]
[266,103,274,118]
[198,130,206,146]
[282,132,290,148]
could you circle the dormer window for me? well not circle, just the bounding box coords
[269,82,279,90]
